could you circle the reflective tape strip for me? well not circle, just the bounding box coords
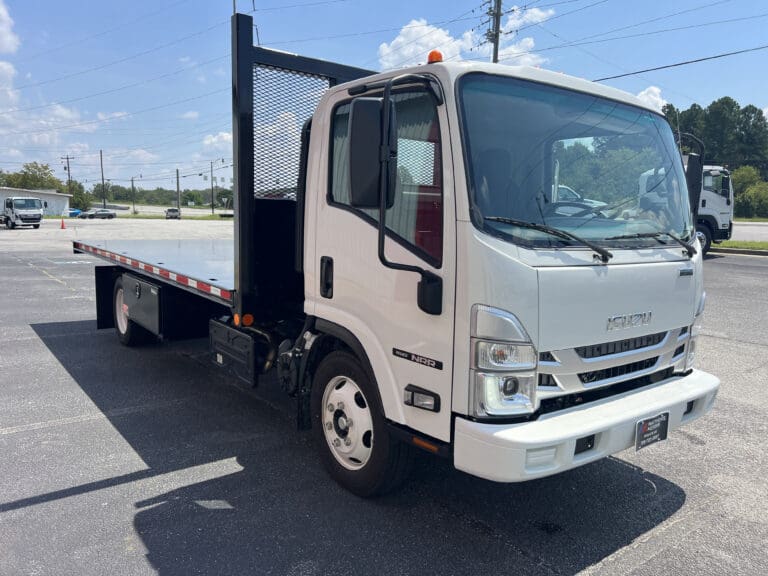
[73,242,232,302]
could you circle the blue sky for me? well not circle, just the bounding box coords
[1,0,766,192]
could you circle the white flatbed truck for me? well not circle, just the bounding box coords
[74,13,719,496]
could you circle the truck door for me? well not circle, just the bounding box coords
[702,171,732,229]
[310,87,455,442]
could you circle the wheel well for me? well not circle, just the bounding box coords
[296,318,379,430]
[697,216,716,233]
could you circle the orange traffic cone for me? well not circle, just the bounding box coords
[60,218,66,229]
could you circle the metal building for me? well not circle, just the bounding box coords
[0,187,72,216]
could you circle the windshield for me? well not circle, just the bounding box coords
[458,73,693,250]
[13,198,42,209]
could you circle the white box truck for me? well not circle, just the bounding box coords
[2,196,44,229]
[74,13,719,496]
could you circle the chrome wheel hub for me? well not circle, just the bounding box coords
[321,375,373,470]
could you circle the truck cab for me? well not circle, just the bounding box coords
[696,165,733,253]
[3,197,44,229]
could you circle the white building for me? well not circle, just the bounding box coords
[0,187,72,216]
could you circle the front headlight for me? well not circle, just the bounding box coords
[685,292,706,371]
[470,305,537,417]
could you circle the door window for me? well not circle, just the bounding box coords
[329,91,443,266]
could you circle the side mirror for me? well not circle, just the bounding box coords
[348,97,396,209]
[721,175,731,197]
[685,153,703,219]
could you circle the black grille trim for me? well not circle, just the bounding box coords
[539,368,674,416]
[538,374,558,388]
[576,332,666,359]
[578,357,658,384]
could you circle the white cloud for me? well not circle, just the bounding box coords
[763,107,768,119]
[179,56,193,65]
[0,0,20,54]
[180,110,199,120]
[378,19,474,70]
[0,60,18,106]
[96,111,128,122]
[378,7,552,71]
[636,86,666,112]
[203,131,232,151]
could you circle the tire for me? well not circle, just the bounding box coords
[33,224,40,229]
[311,350,413,497]
[113,276,149,346]
[108,214,114,219]
[696,224,712,255]
[9,220,15,229]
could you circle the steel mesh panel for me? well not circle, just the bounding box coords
[253,65,329,200]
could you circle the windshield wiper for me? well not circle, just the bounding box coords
[485,217,613,263]
[605,231,697,257]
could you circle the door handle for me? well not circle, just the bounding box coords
[701,198,706,208]
[320,256,333,299]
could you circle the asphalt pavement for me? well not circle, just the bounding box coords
[731,221,768,242]
[1,221,766,575]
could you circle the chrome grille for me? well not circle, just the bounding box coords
[536,327,689,409]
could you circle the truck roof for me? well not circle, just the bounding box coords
[328,60,659,115]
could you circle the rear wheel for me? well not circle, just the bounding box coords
[696,224,712,255]
[311,350,413,497]
[113,277,149,346]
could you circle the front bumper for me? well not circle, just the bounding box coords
[454,369,719,482]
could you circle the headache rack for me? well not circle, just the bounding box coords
[230,12,373,321]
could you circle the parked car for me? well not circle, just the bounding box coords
[79,209,116,219]
[165,207,181,219]
[68,208,82,217]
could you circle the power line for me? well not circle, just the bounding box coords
[13,0,193,64]
[594,43,768,81]
[522,10,768,55]
[503,0,611,36]
[363,3,486,68]
[2,89,228,137]
[1,54,229,116]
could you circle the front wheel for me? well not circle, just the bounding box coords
[113,277,149,346]
[311,351,413,497]
[33,224,40,229]
[696,224,712,255]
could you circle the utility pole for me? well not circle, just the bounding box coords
[210,161,215,214]
[131,177,136,215]
[60,155,74,195]
[99,149,106,208]
[176,168,181,210]
[485,0,503,63]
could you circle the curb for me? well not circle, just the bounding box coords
[709,247,768,257]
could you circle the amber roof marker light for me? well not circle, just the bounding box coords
[427,50,443,64]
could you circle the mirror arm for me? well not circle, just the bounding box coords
[376,78,442,316]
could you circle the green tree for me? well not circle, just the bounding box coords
[679,104,706,140]
[68,180,90,211]
[731,166,761,196]
[735,105,768,171]
[1,162,63,191]
[703,97,741,165]
[745,181,768,217]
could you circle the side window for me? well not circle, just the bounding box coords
[330,91,443,266]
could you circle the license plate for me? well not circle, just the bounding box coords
[635,412,669,451]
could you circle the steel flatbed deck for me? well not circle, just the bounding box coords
[74,239,235,306]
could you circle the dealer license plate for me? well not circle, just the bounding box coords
[635,412,669,451]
